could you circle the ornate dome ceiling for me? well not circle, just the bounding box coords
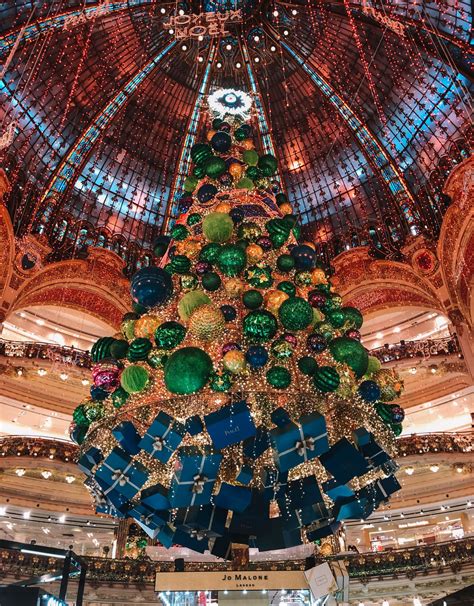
[0,0,472,273]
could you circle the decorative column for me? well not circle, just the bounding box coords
[115,518,132,559]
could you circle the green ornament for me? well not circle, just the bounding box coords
[391,423,403,437]
[164,347,213,394]
[202,212,234,243]
[243,149,259,166]
[313,321,335,340]
[111,386,129,409]
[278,297,313,331]
[298,356,318,376]
[216,244,247,276]
[270,233,287,249]
[178,290,211,321]
[292,224,301,240]
[271,338,293,359]
[170,255,191,274]
[243,310,278,342]
[237,222,262,242]
[132,302,147,316]
[277,254,295,272]
[266,218,290,239]
[184,176,198,193]
[326,309,346,328]
[187,213,202,226]
[199,242,221,263]
[212,118,223,130]
[234,126,248,141]
[245,264,273,289]
[246,166,261,180]
[236,177,254,189]
[209,370,232,392]
[329,336,368,378]
[147,348,169,369]
[313,366,340,392]
[202,272,222,291]
[342,306,363,330]
[84,402,104,422]
[193,164,206,179]
[295,271,312,286]
[128,338,153,361]
[205,156,226,179]
[191,143,213,165]
[277,281,297,297]
[366,355,382,376]
[121,319,136,341]
[72,404,88,426]
[243,289,263,309]
[374,402,393,424]
[180,273,198,291]
[91,336,115,362]
[109,339,129,360]
[258,154,278,176]
[121,365,149,393]
[170,224,189,241]
[155,321,186,350]
[266,366,291,389]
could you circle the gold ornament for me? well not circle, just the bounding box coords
[188,304,225,341]
[177,238,201,259]
[121,319,136,340]
[223,349,246,374]
[373,368,404,401]
[318,541,334,557]
[242,139,255,150]
[246,243,264,264]
[206,129,217,142]
[278,202,293,215]
[311,268,328,285]
[215,202,231,213]
[229,163,243,179]
[302,241,316,250]
[225,277,245,298]
[134,315,161,339]
[264,289,289,315]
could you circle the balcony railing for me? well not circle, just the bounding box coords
[0,339,91,369]
[371,336,461,364]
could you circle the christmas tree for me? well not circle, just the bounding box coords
[71,89,405,555]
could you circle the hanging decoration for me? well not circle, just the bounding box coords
[163,11,243,40]
[72,90,405,556]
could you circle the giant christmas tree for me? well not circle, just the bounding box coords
[71,89,405,555]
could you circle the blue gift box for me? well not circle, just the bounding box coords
[139,411,186,463]
[319,438,370,484]
[229,491,268,536]
[169,447,222,508]
[236,465,253,485]
[214,482,251,512]
[156,523,175,548]
[96,446,149,500]
[262,467,288,502]
[282,476,324,510]
[91,476,130,516]
[352,427,372,448]
[271,412,329,472]
[204,400,256,449]
[256,519,302,551]
[211,535,232,560]
[242,426,270,459]
[322,478,355,501]
[185,415,204,436]
[112,421,141,455]
[175,505,226,538]
[295,502,329,527]
[334,495,373,521]
[129,503,167,530]
[362,475,402,504]
[84,446,103,466]
[78,454,95,476]
[306,522,341,541]
[174,528,209,553]
[141,483,170,510]
[271,407,291,427]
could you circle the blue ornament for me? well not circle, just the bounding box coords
[230,208,244,223]
[211,131,232,153]
[291,245,316,270]
[197,183,218,203]
[390,404,405,424]
[90,385,108,401]
[246,345,269,368]
[131,267,173,308]
[358,380,381,403]
[221,305,237,322]
[178,196,193,213]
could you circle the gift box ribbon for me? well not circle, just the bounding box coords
[174,454,215,506]
[102,460,143,495]
[279,424,326,462]
[145,424,174,455]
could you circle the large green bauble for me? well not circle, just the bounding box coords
[266,218,290,238]
[202,212,234,243]
[313,366,340,392]
[170,224,189,241]
[243,310,278,342]
[258,154,278,176]
[170,255,191,274]
[298,356,318,376]
[270,233,288,249]
[342,306,363,330]
[278,297,313,331]
[277,254,295,272]
[243,289,263,309]
[193,164,206,179]
[236,177,254,189]
[121,365,149,393]
[205,156,226,179]
[245,264,273,289]
[266,366,291,389]
[164,347,213,394]
[180,273,198,291]
[246,166,261,180]
[184,176,198,193]
[109,339,129,360]
[329,337,368,377]
[178,290,211,321]
[128,338,153,361]
[191,143,213,165]
[155,321,186,350]
[112,386,129,409]
[327,309,346,328]
[366,355,382,376]
[374,402,393,424]
[202,272,221,291]
[217,245,247,276]
[91,336,115,362]
[199,242,221,263]
[243,149,259,166]
[187,212,202,226]
[277,281,296,297]
[391,423,403,437]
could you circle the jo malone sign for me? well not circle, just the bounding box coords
[163,10,242,39]
[155,570,307,591]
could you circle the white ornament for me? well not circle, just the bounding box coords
[208,88,252,118]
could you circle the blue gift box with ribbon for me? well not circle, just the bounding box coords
[169,447,222,508]
[95,446,149,501]
[155,523,175,548]
[262,467,288,502]
[360,475,402,505]
[112,421,141,455]
[185,415,204,436]
[78,454,95,476]
[174,528,209,553]
[139,411,186,464]
[204,400,256,449]
[322,478,355,502]
[79,447,103,476]
[214,482,252,512]
[281,475,324,511]
[352,427,391,468]
[129,503,168,530]
[242,426,270,460]
[175,504,226,538]
[271,412,329,472]
[319,438,370,484]
[141,483,170,510]
[271,407,291,427]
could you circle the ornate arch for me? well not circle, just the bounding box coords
[0,176,15,321]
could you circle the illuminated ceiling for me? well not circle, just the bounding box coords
[0,0,472,271]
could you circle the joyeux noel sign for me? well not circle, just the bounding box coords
[163,10,242,39]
